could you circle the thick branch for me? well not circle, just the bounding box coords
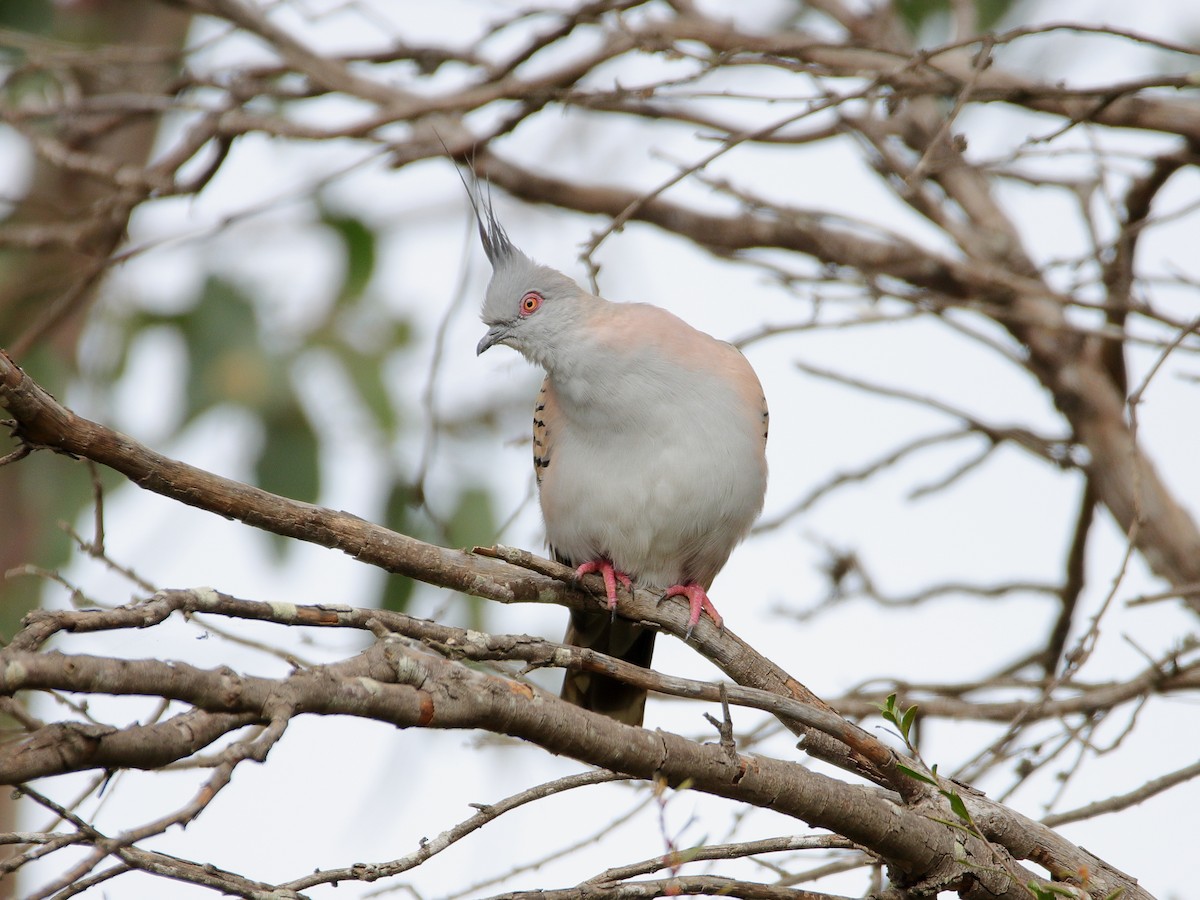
[0,591,1157,900]
[0,710,256,782]
[0,640,1051,899]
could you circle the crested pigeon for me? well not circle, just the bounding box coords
[472,191,768,726]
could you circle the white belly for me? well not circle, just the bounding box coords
[540,382,766,590]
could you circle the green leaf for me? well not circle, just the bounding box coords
[380,569,416,614]
[381,478,416,531]
[446,487,497,630]
[894,0,1016,36]
[1026,882,1083,900]
[0,0,52,33]
[880,693,919,747]
[255,401,320,505]
[446,487,496,549]
[341,347,398,433]
[896,764,938,786]
[379,480,416,613]
[178,277,277,419]
[880,692,899,723]
[321,211,377,307]
[941,788,971,824]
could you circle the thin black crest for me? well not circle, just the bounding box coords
[471,182,517,266]
[440,139,517,267]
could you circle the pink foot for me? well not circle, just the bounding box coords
[663,583,723,637]
[575,559,633,611]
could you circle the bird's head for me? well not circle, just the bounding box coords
[468,188,590,370]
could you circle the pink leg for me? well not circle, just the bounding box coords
[575,558,633,611]
[662,582,723,637]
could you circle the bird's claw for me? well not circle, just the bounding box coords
[575,559,632,614]
[662,583,724,640]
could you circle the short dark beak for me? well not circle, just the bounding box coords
[476,324,510,355]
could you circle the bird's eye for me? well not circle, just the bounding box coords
[519,291,543,316]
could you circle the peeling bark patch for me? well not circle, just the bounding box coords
[506,681,535,699]
[268,601,299,622]
[2,660,27,689]
[191,586,220,610]
[296,606,341,625]
[355,677,384,696]
[417,691,435,726]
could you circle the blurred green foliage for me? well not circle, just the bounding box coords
[93,209,500,612]
[0,0,508,611]
[0,0,52,35]
[894,0,1016,38]
[444,487,496,629]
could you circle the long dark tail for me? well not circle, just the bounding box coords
[560,608,656,727]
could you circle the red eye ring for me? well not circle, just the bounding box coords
[519,291,543,317]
